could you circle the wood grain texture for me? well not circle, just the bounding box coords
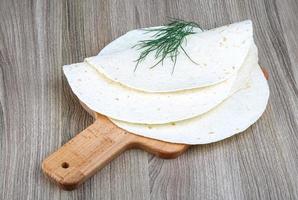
[42,113,188,190]
[0,0,297,199]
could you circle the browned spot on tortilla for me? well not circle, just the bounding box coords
[208,132,215,134]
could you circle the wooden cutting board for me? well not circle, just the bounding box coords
[42,102,189,190]
[42,68,269,190]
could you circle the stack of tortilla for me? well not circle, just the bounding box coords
[63,20,269,144]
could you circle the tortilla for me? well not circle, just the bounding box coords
[63,43,256,124]
[85,20,253,92]
[111,65,269,144]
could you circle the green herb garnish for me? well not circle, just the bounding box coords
[133,19,202,73]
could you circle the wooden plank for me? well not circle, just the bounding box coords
[0,1,63,199]
[0,0,298,199]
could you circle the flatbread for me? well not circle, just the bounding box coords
[111,65,269,144]
[86,20,253,92]
[63,45,256,124]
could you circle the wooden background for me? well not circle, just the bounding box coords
[1,0,298,199]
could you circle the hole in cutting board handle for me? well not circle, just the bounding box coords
[61,162,69,169]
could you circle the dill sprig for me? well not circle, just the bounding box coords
[133,19,202,73]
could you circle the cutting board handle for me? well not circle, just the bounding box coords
[42,117,187,190]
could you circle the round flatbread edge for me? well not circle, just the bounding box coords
[86,20,253,92]
[111,65,269,145]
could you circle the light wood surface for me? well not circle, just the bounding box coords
[1,0,298,199]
